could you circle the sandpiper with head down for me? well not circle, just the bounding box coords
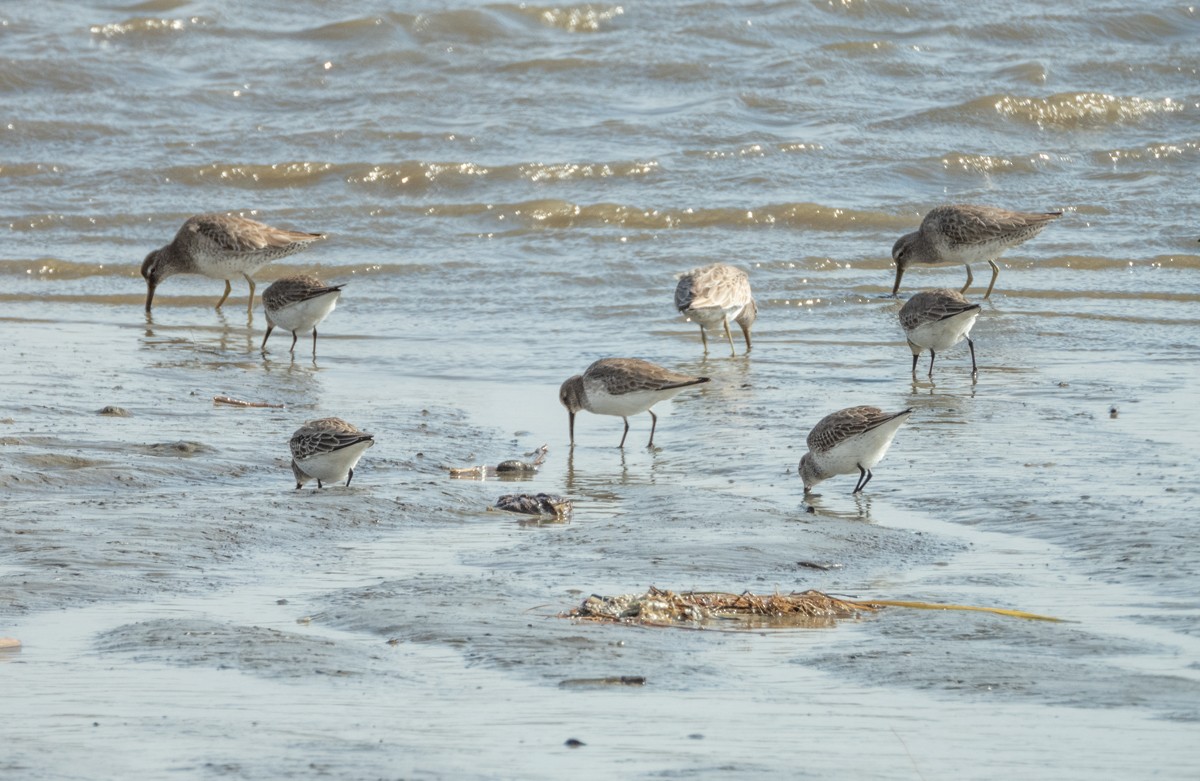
[891,204,1060,298]
[141,213,326,315]
[261,275,344,356]
[674,263,757,355]
[559,358,710,448]
[289,417,375,490]
[898,288,981,377]
[799,406,912,495]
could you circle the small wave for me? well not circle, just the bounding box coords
[0,163,66,179]
[984,92,1182,129]
[1093,140,1200,165]
[820,40,895,55]
[425,200,907,231]
[162,162,339,189]
[908,92,1184,130]
[685,142,823,159]
[992,61,1048,86]
[811,0,915,19]
[0,258,123,280]
[89,16,206,38]
[409,9,516,43]
[1092,10,1196,42]
[297,15,400,42]
[937,152,1054,176]
[500,3,625,33]
[159,159,660,191]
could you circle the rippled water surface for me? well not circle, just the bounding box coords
[3,2,1200,779]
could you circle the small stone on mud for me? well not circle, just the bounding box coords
[1109,406,1119,419]
[97,405,129,417]
[564,738,585,748]
[0,637,21,650]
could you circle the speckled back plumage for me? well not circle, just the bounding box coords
[674,263,753,316]
[922,204,1060,255]
[806,406,911,454]
[582,358,709,396]
[289,417,374,461]
[263,275,344,313]
[898,289,981,332]
[179,213,326,262]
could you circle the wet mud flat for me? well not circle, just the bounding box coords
[5,311,1200,779]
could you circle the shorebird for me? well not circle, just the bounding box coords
[898,288,981,377]
[261,275,344,356]
[674,263,757,355]
[289,417,375,489]
[799,406,912,495]
[891,204,1061,298]
[559,358,710,448]
[141,213,326,315]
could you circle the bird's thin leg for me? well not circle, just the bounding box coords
[967,336,978,375]
[289,331,298,353]
[928,350,937,378]
[244,273,256,316]
[311,328,318,357]
[959,264,974,294]
[618,418,630,448]
[853,465,874,494]
[317,479,324,489]
[346,467,354,487]
[910,353,919,374]
[647,410,658,448]
[984,259,1000,299]
[741,324,752,352]
[722,317,735,356]
[261,322,274,352]
[216,279,233,309]
[853,465,868,493]
[699,326,708,354]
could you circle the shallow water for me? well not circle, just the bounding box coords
[3,1,1200,778]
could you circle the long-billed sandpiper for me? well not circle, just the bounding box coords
[289,417,375,489]
[559,358,710,448]
[674,263,757,355]
[799,406,913,495]
[141,213,326,315]
[261,275,344,356]
[891,204,1061,298]
[898,289,981,377]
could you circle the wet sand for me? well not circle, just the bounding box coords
[4,293,1200,778]
[6,1,1200,777]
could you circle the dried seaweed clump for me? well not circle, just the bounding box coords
[564,587,875,628]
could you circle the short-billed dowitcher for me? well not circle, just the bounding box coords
[141,213,326,315]
[891,204,1060,298]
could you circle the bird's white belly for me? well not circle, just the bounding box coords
[908,310,978,352]
[937,241,1009,265]
[584,384,681,417]
[816,421,906,476]
[271,292,340,332]
[684,304,740,330]
[195,252,273,281]
[296,440,372,483]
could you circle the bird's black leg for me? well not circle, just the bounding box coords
[346,467,354,487]
[647,410,658,448]
[618,418,630,448]
[967,336,978,375]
